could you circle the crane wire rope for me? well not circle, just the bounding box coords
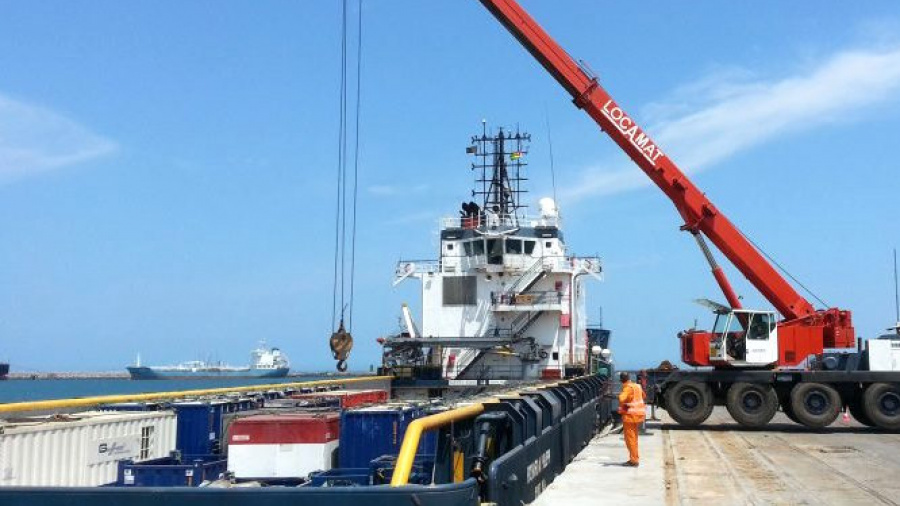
[348,0,363,331]
[330,0,363,372]
[331,0,349,331]
[741,232,830,309]
[543,105,558,206]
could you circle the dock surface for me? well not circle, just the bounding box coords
[534,407,900,505]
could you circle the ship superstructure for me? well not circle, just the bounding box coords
[385,126,601,382]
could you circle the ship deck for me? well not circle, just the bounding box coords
[533,407,900,506]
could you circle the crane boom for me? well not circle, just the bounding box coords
[478,0,813,320]
[477,0,855,365]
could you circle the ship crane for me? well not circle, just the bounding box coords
[474,0,900,431]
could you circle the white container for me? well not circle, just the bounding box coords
[0,410,176,487]
[867,338,900,371]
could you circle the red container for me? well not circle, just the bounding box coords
[227,413,340,479]
[289,389,388,409]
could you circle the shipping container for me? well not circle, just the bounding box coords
[116,453,226,487]
[171,398,258,456]
[338,406,436,469]
[227,413,340,479]
[0,410,176,487]
[289,389,389,410]
[99,402,169,412]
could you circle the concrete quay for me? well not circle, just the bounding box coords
[534,407,900,505]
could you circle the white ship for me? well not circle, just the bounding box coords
[127,343,290,379]
[384,126,602,382]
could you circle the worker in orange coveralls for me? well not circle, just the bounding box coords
[618,371,646,467]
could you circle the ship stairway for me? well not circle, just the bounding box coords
[456,311,545,379]
[512,311,544,340]
[506,258,547,296]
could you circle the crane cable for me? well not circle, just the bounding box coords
[742,232,830,309]
[330,0,363,372]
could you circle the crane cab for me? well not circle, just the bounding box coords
[682,308,778,368]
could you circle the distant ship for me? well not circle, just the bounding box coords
[0,362,8,380]
[127,344,290,380]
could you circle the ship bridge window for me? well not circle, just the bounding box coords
[443,275,477,305]
[487,239,503,265]
[505,239,523,254]
[524,240,536,255]
[446,243,455,251]
[464,239,485,257]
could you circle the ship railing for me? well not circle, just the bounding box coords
[490,290,569,309]
[440,212,560,231]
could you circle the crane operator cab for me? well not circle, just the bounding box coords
[708,309,778,366]
[681,300,779,367]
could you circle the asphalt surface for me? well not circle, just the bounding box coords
[533,407,900,505]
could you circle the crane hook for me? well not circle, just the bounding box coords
[330,319,354,372]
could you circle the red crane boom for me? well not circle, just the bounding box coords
[477,0,854,366]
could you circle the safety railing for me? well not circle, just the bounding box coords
[440,213,561,230]
[490,290,567,309]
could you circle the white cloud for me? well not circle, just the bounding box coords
[565,46,900,200]
[0,93,117,184]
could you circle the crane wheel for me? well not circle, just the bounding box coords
[725,382,778,428]
[664,380,713,427]
[790,382,841,428]
[848,397,876,427]
[863,383,900,430]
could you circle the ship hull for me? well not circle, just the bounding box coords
[0,362,8,380]
[126,366,289,380]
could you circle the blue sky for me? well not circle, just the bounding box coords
[1,1,899,372]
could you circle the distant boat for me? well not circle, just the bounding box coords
[0,362,8,380]
[127,344,290,380]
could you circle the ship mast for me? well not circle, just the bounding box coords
[469,124,531,225]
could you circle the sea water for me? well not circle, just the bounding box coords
[0,376,324,404]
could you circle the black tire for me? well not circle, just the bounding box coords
[725,382,778,428]
[848,397,876,427]
[863,383,900,430]
[790,382,841,428]
[664,380,714,427]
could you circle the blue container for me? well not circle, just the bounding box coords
[117,454,227,487]
[173,398,260,455]
[338,406,436,469]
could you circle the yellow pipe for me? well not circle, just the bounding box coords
[0,375,392,414]
[390,402,485,486]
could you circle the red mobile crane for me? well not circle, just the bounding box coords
[477,0,900,430]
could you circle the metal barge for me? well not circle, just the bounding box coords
[0,374,612,506]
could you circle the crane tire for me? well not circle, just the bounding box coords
[848,396,876,427]
[664,380,713,427]
[863,383,900,430]
[725,382,778,428]
[790,382,841,429]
